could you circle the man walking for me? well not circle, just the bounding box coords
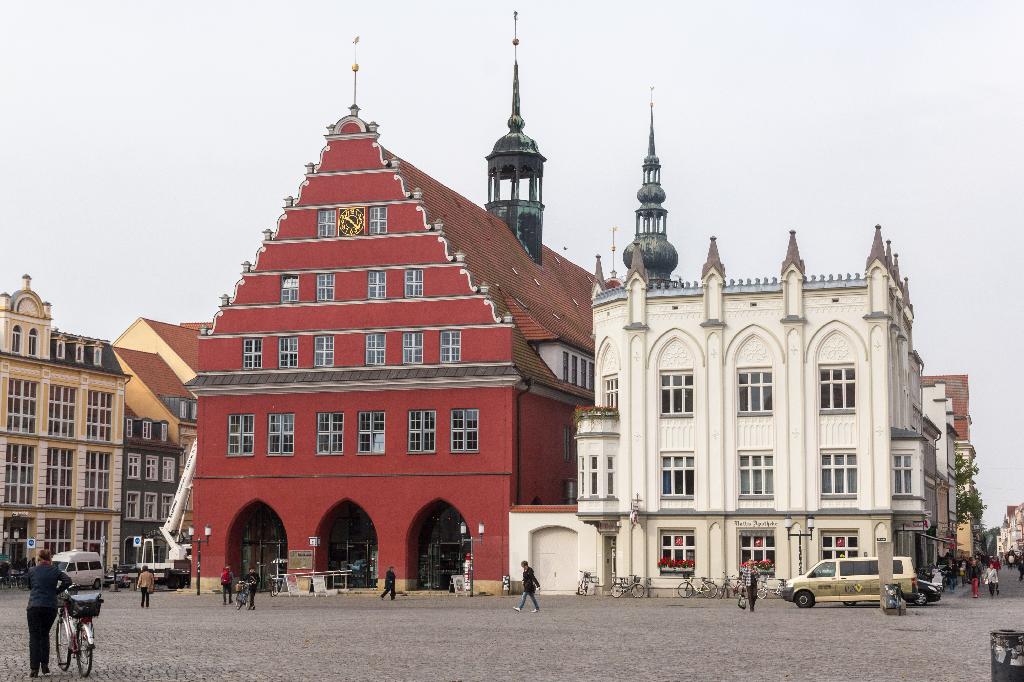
[380,566,397,601]
[513,560,540,613]
[137,566,155,608]
[221,566,234,606]
[246,568,259,610]
[742,561,759,613]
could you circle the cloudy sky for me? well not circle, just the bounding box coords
[2,2,1021,526]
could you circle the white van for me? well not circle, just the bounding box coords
[52,551,104,589]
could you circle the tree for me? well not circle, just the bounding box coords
[954,452,985,525]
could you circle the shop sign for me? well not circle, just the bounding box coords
[289,550,313,570]
[735,520,778,528]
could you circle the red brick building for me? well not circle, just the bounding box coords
[190,66,596,591]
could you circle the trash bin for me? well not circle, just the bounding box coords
[991,630,1024,681]
[882,583,901,610]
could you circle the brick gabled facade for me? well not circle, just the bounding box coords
[189,112,594,592]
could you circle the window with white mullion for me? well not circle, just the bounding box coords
[268,413,295,455]
[145,455,158,480]
[739,532,776,564]
[893,454,913,494]
[316,273,335,301]
[402,332,423,364]
[317,208,337,237]
[86,391,113,441]
[45,448,73,507]
[162,457,175,482]
[606,456,615,497]
[127,453,140,479]
[603,376,618,408]
[578,455,586,498]
[407,410,436,453]
[6,379,38,433]
[280,274,299,303]
[317,412,344,454]
[820,367,856,410]
[314,335,334,367]
[278,336,299,368]
[368,206,388,234]
[440,330,461,363]
[739,454,774,496]
[662,455,695,496]
[589,454,598,497]
[84,451,111,508]
[243,338,263,369]
[143,492,158,521]
[450,409,479,452]
[4,444,35,505]
[365,333,386,365]
[125,491,139,520]
[661,533,696,562]
[404,269,423,297]
[367,271,386,299]
[660,373,693,415]
[821,533,859,559]
[47,385,77,437]
[738,371,773,413]
[227,414,255,455]
[821,453,858,495]
[358,411,385,454]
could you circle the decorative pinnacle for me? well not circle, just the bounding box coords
[350,36,360,115]
[648,86,656,158]
[508,11,524,133]
[594,254,606,291]
[702,236,726,279]
[866,224,886,270]
[781,229,806,274]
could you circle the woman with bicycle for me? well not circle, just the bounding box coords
[26,548,73,677]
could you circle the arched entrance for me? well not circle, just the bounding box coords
[325,502,378,588]
[238,502,287,590]
[415,502,465,590]
[531,526,578,593]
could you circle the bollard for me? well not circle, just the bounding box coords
[991,630,1024,681]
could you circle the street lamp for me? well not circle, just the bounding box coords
[784,514,815,576]
[190,525,212,596]
[459,521,485,597]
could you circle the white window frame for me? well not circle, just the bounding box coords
[7,378,38,433]
[268,413,295,455]
[660,373,694,415]
[162,457,175,482]
[11,325,21,353]
[278,336,299,368]
[55,339,65,359]
[661,532,696,563]
[280,274,299,303]
[75,344,84,363]
[86,391,113,441]
[28,329,38,356]
[368,205,388,234]
[821,533,860,560]
[662,455,695,497]
[314,335,334,367]
[404,269,423,297]
[45,448,73,507]
[317,208,336,237]
[367,271,386,299]
[607,455,615,497]
[143,492,158,521]
[578,455,586,498]
[92,346,102,366]
[227,414,255,455]
[603,376,618,408]
[365,333,385,365]
[160,494,174,521]
[402,332,423,365]
[145,455,158,480]
[358,411,385,454]
[243,338,263,369]
[127,453,141,479]
[4,444,34,505]
[316,412,344,455]
[894,454,913,495]
[407,410,436,453]
[739,532,776,565]
[739,454,774,496]
[84,451,111,508]
[738,371,773,413]
[44,518,71,554]
[316,273,335,301]
[450,408,479,453]
[820,367,856,410]
[821,453,858,495]
[125,491,140,520]
[159,423,167,441]
[440,330,461,363]
[142,421,152,439]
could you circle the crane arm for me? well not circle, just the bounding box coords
[160,439,196,561]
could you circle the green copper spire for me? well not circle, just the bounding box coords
[508,60,524,133]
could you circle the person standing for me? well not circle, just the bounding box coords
[138,566,155,608]
[1018,558,1024,583]
[742,562,759,613]
[221,566,234,606]
[513,560,540,613]
[380,566,396,601]
[26,549,73,677]
[967,558,981,598]
[986,562,1000,597]
[246,568,259,610]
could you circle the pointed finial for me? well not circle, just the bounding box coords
[508,11,524,133]
[647,86,657,158]
[350,35,361,116]
[884,239,893,269]
[866,224,886,270]
[626,241,648,282]
[781,229,805,274]
[609,226,620,278]
[903,276,912,306]
[594,254,606,291]
[702,236,726,279]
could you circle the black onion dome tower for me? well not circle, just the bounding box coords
[485,12,546,264]
[622,98,678,283]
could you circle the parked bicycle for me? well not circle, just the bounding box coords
[718,574,744,599]
[676,576,719,599]
[236,579,250,610]
[269,574,286,597]
[55,587,101,677]
[757,577,787,600]
[610,575,646,598]
[576,570,599,596]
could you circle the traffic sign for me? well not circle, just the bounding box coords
[133,536,142,547]
[308,536,320,547]
[26,538,36,549]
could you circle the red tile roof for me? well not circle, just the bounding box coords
[141,319,200,372]
[114,347,192,399]
[178,322,206,331]
[922,375,970,440]
[393,156,596,399]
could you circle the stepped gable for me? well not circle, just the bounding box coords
[114,347,192,398]
[141,318,200,371]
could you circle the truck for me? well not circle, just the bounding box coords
[116,441,197,589]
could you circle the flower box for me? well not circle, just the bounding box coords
[659,568,694,576]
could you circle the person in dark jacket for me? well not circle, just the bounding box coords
[380,566,396,601]
[742,562,760,613]
[26,549,73,677]
[967,558,982,598]
[514,560,540,612]
[246,568,259,610]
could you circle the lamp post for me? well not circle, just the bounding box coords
[460,521,485,597]
[190,525,212,595]
[784,514,815,576]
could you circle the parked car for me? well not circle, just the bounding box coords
[906,580,942,606]
[51,551,104,589]
[781,556,916,608]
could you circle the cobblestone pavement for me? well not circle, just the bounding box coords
[1,571,1020,681]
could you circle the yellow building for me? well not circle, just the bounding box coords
[1,275,126,569]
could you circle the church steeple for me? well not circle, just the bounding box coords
[485,11,546,264]
[622,90,678,282]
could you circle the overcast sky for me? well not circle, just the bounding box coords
[2,2,1021,527]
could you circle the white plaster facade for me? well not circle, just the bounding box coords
[576,228,932,587]
[508,508,600,594]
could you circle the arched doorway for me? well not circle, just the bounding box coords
[238,503,287,590]
[416,502,465,590]
[531,527,578,593]
[326,502,378,588]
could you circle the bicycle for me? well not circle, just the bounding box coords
[55,587,101,677]
[718,574,744,599]
[269,574,286,597]
[236,580,250,610]
[576,570,599,596]
[675,576,719,599]
[610,575,646,598]
[757,577,787,600]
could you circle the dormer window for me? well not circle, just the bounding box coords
[11,325,21,354]
[160,423,167,441]
[55,339,65,359]
[179,401,188,418]
[125,419,133,438]
[27,329,38,356]
[75,344,84,363]
[142,421,152,439]
[92,347,102,366]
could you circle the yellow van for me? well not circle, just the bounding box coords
[781,556,916,608]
